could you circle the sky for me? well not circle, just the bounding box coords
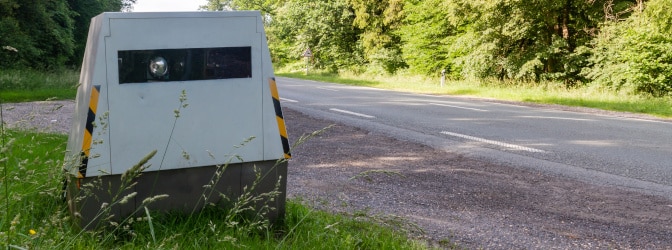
[132,0,208,12]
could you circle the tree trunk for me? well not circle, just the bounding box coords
[637,0,643,12]
[562,0,574,52]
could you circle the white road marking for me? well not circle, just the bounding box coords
[518,116,594,122]
[426,100,474,105]
[606,116,672,125]
[440,131,546,153]
[410,93,439,98]
[316,87,339,92]
[330,108,376,119]
[486,102,530,108]
[280,98,298,103]
[430,103,488,112]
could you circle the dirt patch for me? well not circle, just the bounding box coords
[0,100,74,134]
[284,108,672,249]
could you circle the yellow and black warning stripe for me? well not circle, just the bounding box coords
[78,85,101,181]
[269,77,291,159]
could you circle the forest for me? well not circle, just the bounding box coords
[2,0,671,96]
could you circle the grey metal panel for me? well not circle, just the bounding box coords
[65,12,283,176]
[102,15,264,173]
[70,160,286,229]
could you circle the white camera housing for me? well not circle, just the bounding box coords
[64,11,289,229]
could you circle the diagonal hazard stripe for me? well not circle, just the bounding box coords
[280,137,291,159]
[269,77,291,159]
[78,85,100,180]
[272,98,284,119]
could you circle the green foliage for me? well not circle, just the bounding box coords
[583,0,672,96]
[0,69,78,102]
[199,0,278,16]
[68,0,136,65]
[0,0,134,70]
[0,130,68,249]
[0,0,75,69]
[349,0,406,74]
[280,201,427,249]
[3,0,672,96]
[268,0,364,72]
[396,0,661,92]
[398,0,464,77]
[445,0,610,84]
[199,0,231,11]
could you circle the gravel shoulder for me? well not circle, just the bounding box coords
[1,100,74,134]
[3,100,672,249]
[283,108,672,249]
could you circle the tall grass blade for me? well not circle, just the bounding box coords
[145,206,156,244]
[276,208,313,249]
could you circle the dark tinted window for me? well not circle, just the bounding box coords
[118,47,251,84]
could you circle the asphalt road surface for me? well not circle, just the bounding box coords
[276,77,672,199]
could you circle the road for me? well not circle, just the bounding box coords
[276,77,672,199]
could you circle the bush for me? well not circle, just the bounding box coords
[583,0,672,96]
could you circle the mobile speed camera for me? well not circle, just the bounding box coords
[64,11,290,229]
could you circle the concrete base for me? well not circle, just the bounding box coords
[66,160,287,229]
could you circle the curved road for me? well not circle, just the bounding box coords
[276,77,672,199]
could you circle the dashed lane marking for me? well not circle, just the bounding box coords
[316,87,339,92]
[441,131,546,153]
[280,98,298,103]
[518,116,594,122]
[330,108,376,119]
[430,103,488,112]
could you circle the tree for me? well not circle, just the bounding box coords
[454,0,571,81]
[0,0,136,69]
[199,0,231,11]
[199,0,278,16]
[68,0,136,65]
[0,0,75,69]
[418,0,640,85]
[349,0,405,73]
[398,0,465,77]
[267,0,363,72]
[583,0,672,96]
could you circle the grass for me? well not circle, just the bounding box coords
[0,69,78,103]
[0,126,429,249]
[277,71,672,118]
